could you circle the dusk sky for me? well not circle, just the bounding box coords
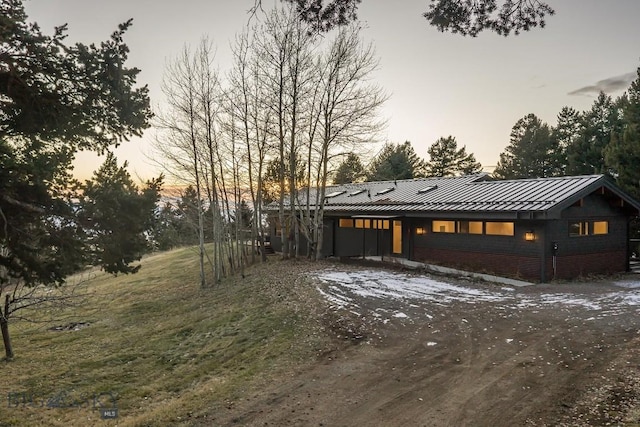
[23,0,640,181]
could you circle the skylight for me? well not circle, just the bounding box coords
[375,187,395,196]
[417,185,437,194]
[325,190,346,198]
[348,189,366,197]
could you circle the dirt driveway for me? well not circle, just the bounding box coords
[210,262,640,426]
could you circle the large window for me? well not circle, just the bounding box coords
[431,220,513,236]
[341,218,390,229]
[485,222,514,236]
[569,220,609,236]
[432,220,455,233]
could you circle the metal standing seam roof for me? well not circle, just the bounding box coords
[275,174,639,214]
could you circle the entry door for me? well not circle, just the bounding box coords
[392,220,402,255]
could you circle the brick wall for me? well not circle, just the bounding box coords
[413,247,541,281]
[413,247,628,282]
[549,250,627,280]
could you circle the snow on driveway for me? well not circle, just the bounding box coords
[314,269,640,319]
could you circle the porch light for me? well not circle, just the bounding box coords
[416,227,426,235]
[524,231,535,241]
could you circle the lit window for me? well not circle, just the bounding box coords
[458,221,483,234]
[569,221,589,236]
[593,221,608,235]
[416,227,426,235]
[339,219,354,228]
[432,220,455,233]
[355,219,364,228]
[382,220,390,230]
[485,222,514,236]
[364,219,371,229]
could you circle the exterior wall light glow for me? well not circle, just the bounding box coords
[416,227,426,235]
[524,231,535,241]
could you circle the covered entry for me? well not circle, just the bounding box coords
[333,215,402,258]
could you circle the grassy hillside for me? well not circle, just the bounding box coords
[1,247,329,426]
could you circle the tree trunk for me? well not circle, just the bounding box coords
[1,294,14,360]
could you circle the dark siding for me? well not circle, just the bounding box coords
[320,219,335,257]
[543,196,630,279]
[410,219,545,281]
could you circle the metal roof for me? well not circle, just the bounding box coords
[276,174,640,217]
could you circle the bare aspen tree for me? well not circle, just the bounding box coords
[309,25,387,260]
[156,45,208,287]
[229,28,276,263]
[254,8,317,259]
[193,38,225,285]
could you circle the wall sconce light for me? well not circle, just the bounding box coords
[416,227,426,235]
[524,231,535,241]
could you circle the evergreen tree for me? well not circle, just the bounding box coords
[150,202,182,251]
[262,0,555,36]
[0,1,152,359]
[79,154,162,274]
[0,1,151,286]
[425,136,482,177]
[261,153,307,204]
[493,113,561,179]
[333,153,366,184]
[550,106,581,176]
[366,141,425,181]
[566,92,624,175]
[605,67,640,199]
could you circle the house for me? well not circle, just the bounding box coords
[267,174,640,282]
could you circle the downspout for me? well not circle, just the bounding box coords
[627,217,631,272]
[540,222,547,283]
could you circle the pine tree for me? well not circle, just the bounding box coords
[366,141,425,181]
[494,114,561,179]
[333,153,366,184]
[425,136,482,177]
[0,1,153,359]
[566,92,624,175]
[605,67,640,199]
[79,154,162,274]
[550,107,581,176]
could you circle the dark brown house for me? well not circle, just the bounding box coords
[268,174,640,282]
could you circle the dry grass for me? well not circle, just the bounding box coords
[0,247,329,426]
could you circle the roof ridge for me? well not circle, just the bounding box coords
[473,174,603,184]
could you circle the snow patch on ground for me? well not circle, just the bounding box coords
[315,269,640,318]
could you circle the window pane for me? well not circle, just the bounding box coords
[383,220,390,230]
[593,221,608,235]
[364,219,371,229]
[432,220,455,233]
[339,219,354,228]
[469,221,483,234]
[456,221,482,234]
[569,221,588,236]
[355,219,364,228]
[485,222,514,236]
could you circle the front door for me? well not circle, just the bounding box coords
[392,220,402,255]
